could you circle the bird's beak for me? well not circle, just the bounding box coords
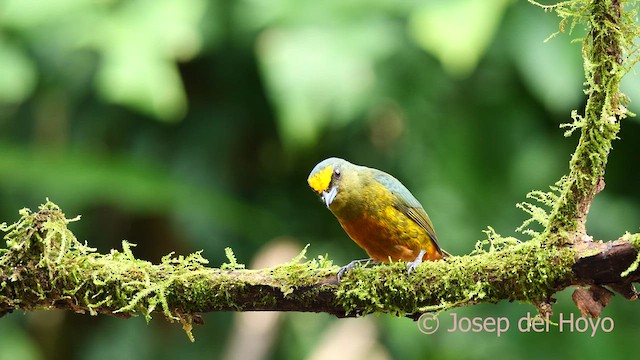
[321,186,338,207]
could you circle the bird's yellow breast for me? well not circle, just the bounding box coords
[332,180,440,262]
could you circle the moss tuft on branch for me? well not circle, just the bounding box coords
[0,201,213,340]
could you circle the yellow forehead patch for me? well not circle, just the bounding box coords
[308,165,333,193]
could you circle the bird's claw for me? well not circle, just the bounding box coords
[337,258,374,281]
[337,250,427,281]
[406,249,426,275]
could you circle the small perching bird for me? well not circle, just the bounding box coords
[308,157,447,279]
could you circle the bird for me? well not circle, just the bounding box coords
[307,157,447,279]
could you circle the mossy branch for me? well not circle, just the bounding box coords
[1,203,640,340]
[537,0,638,244]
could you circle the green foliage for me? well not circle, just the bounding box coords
[0,0,205,121]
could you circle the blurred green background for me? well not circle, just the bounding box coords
[1,0,639,359]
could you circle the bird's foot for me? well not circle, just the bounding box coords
[337,258,375,281]
[406,249,427,275]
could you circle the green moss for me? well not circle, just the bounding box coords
[1,201,580,327]
[0,201,214,341]
[621,233,640,277]
[516,180,564,239]
[527,0,639,240]
[268,245,336,296]
[0,199,592,337]
[220,247,245,270]
[164,245,337,316]
[336,234,576,317]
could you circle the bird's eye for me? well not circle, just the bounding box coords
[333,168,341,179]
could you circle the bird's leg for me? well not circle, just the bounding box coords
[337,258,376,281]
[406,249,426,274]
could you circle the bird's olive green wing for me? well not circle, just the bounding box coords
[372,170,444,255]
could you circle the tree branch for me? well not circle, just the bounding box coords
[0,205,638,330]
[544,0,630,244]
